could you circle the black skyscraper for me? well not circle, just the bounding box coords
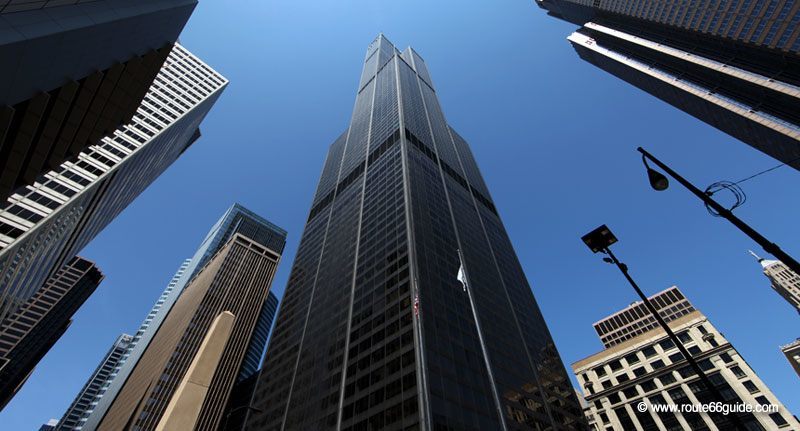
[246,35,586,431]
[0,256,102,409]
[537,0,800,169]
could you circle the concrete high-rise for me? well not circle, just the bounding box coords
[536,0,800,169]
[0,43,227,326]
[81,204,282,429]
[89,207,286,431]
[246,35,586,431]
[0,0,198,201]
[217,290,280,431]
[750,251,800,313]
[0,256,103,409]
[573,286,798,430]
[56,334,133,431]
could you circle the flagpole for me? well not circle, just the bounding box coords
[458,249,509,431]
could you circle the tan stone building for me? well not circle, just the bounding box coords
[780,339,800,379]
[95,229,283,431]
[573,286,798,430]
[751,251,800,314]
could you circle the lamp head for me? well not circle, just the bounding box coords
[641,155,669,191]
[581,224,618,253]
[647,168,669,191]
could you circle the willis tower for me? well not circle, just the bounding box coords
[246,35,586,431]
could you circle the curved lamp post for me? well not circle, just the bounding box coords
[637,147,800,276]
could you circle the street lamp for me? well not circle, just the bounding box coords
[581,225,744,430]
[637,147,800,277]
[642,154,669,191]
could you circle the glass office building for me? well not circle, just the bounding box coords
[246,35,586,431]
[56,334,133,431]
[0,43,228,326]
[0,0,198,202]
[239,291,280,382]
[536,0,800,170]
[57,260,190,430]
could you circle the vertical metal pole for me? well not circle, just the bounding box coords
[603,247,744,430]
[458,248,509,431]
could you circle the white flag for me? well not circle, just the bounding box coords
[456,263,467,292]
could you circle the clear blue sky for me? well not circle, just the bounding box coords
[3,0,798,428]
